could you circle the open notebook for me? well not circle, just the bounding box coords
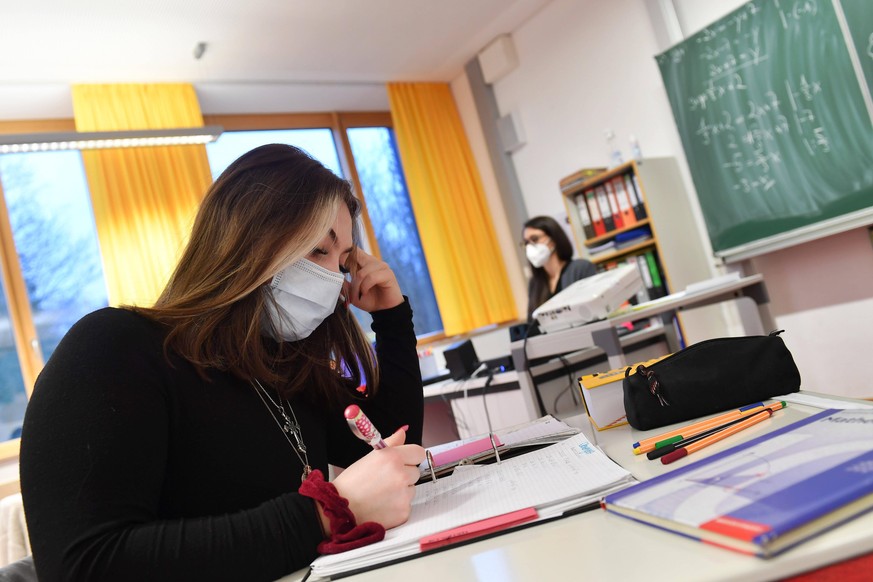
[309,431,635,580]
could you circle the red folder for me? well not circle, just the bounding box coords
[419,507,539,551]
[585,189,606,237]
[611,177,637,227]
[604,181,625,230]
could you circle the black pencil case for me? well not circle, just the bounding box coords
[622,331,801,431]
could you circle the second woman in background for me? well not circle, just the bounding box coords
[523,215,597,319]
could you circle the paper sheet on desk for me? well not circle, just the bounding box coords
[310,433,634,579]
[684,272,741,294]
[777,393,873,410]
[609,291,686,316]
[497,415,580,446]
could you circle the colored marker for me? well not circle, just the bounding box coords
[632,401,785,455]
[645,404,782,460]
[344,404,386,449]
[661,407,775,465]
[633,401,766,453]
[649,401,787,455]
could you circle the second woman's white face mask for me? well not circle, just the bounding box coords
[266,258,345,341]
[526,242,552,268]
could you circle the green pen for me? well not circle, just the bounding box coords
[654,435,683,449]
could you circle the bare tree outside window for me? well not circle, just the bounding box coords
[347,128,442,336]
[0,151,108,440]
[0,292,26,440]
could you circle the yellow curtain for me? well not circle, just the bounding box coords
[71,84,212,306]
[387,83,517,335]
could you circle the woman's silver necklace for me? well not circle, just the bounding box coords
[252,379,312,483]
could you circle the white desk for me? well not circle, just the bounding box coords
[421,370,525,443]
[509,274,774,420]
[422,371,520,402]
[282,393,873,582]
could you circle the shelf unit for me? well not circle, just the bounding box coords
[582,218,653,264]
[559,157,721,349]
[560,158,692,341]
[562,161,669,287]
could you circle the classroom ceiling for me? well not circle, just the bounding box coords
[0,0,552,86]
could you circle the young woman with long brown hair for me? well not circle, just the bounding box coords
[20,144,425,581]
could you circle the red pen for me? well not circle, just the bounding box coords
[344,404,386,449]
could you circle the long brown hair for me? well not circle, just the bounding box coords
[134,143,378,404]
[524,215,574,318]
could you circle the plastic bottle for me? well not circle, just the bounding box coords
[604,129,623,168]
[629,134,643,164]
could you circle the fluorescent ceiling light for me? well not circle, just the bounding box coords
[0,125,224,153]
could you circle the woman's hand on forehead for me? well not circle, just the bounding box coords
[346,250,403,313]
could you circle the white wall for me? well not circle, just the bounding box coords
[454,0,873,399]
[456,0,729,342]
[492,0,688,212]
[747,228,873,400]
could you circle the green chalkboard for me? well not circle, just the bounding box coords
[656,0,873,258]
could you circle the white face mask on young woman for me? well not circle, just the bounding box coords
[266,258,345,341]
[525,242,552,268]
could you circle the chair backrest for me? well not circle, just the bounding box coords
[0,555,37,582]
[0,493,31,568]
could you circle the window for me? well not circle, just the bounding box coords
[0,150,109,442]
[206,129,342,179]
[0,292,26,441]
[204,115,444,339]
[346,127,441,335]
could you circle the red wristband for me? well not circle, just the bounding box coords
[299,469,386,554]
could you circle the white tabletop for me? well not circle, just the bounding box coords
[281,393,873,581]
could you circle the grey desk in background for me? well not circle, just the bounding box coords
[510,274,775,419]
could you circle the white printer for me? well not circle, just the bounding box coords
[532,263,643,333]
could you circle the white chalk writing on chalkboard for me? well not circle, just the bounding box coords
[660,1,834,195]
[656,0,873,256]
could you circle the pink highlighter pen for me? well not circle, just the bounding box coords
[344,404,387,450]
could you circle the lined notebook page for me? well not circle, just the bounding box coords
[499,415,579,446]
[312,433,633,575]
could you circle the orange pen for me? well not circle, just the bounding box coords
[661,407,775,465]
[633,401,784,455]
